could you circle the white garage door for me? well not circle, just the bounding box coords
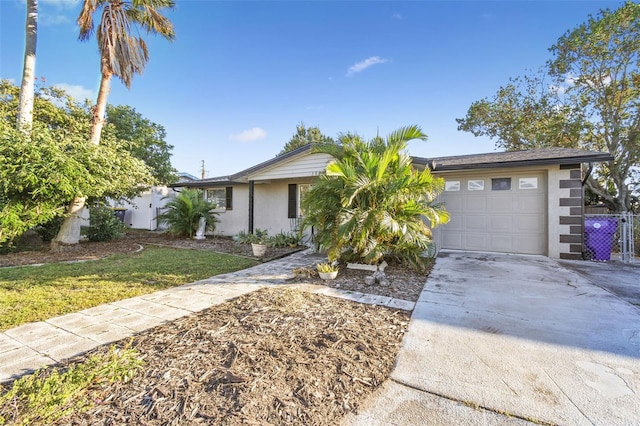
[437,173,547,255]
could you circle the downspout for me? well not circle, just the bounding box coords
[248,180,254,233]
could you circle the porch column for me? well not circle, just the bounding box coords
[248,180,254,233]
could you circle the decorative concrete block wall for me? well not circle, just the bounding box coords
[557,164,583,260]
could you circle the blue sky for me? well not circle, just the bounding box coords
[0,0,624,178]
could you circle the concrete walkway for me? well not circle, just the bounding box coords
[344,251,640,426]
[0,249,415,383]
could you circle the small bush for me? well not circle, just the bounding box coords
[268,231,301,247]
[86,206,126,242]
[233,229,269,245]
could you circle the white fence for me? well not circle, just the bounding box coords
[584,213,638,263]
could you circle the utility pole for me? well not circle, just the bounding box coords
[200,160,207,179]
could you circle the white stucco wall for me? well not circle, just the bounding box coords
[212,185,250,236]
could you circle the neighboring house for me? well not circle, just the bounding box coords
[110,172,198,230]
[177,145,612,260]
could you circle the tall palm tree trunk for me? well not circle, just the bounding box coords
[52,73,112,250]
[89,70,112,145]
[17,0,37,132]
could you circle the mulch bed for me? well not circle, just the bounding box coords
[38,288,410,425]
[1,230,431,424]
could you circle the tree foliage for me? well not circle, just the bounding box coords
[301,125,449,272]
[0,79,156,246]
[157,189,219,238]
[78,0,175,144]
[278,122,336,155]
[107,105,177,184]
[457,2,640,212]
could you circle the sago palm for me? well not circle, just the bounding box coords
[78,0,175,145]
[302,125,449,272]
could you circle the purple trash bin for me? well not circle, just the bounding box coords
[584,217,618,261]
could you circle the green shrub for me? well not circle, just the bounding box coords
[233,229,269,245]
[268,231,301,247]
[86,206,126,242]
[156,189,218,238]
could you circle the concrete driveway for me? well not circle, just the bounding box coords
[346,251,640,425]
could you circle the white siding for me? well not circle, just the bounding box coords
[248,153,333,181]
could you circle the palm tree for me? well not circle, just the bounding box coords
[301,125,450,272]
[78,0,175,145]
[157,189,219,238]
[17,0,38,133]
[52,0,175,250]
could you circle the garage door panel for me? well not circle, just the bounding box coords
[443,232,462,248]
[490,235,513,251]
[439,173,546,255]
[489,197,514,211]
[445,196,464,211]
[516,215,544,231]
[464,197,487,212]
[491,215,513,231]
[466,216,487,230]
[517,194,544,211]
[465,234,488,250]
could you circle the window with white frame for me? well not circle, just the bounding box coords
[519,177,538,189]
[467,180,485,191]
[445,181,460,191]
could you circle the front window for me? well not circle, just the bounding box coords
[298,184,311,216]
[205,188,226,209]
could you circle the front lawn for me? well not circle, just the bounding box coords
[0,246,258,331]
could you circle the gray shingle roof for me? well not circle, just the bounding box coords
[412,147,613,171]
[176,146,613,188]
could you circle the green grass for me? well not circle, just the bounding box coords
[0,246,258,331]
[0,343,143,425]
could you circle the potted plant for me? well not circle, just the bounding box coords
[250,228,269,257]
[317,262,339,280]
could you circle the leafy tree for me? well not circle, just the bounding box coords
[278,122,336,155]
[17,0,38,132]
[78,0,176,145]
[157,189,219,238]
[301,125,449,272]
[457,2,640,212]
[0,120,154,246]
[107,105,177,184]
[0,80,155,246]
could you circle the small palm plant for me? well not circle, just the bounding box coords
[157,189,218,238]
[301,125,449,272]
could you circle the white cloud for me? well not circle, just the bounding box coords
[346,56,388,77]
[53,83,94,101]
[392,12,402,20]
[229,127,267,143]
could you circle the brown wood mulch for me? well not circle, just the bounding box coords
[47,288,410,425]
[1,230,431,425]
